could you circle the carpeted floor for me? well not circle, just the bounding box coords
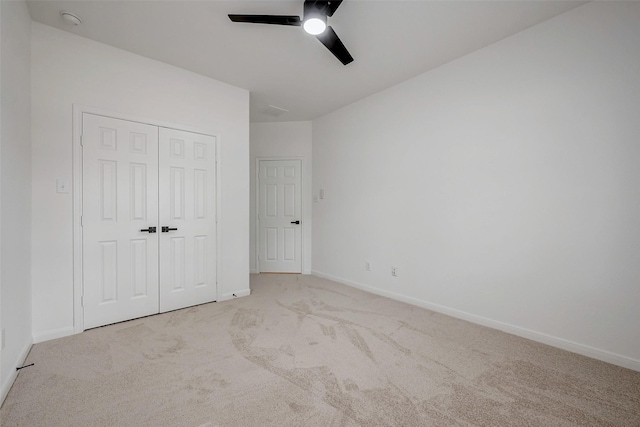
[1,274,639,426]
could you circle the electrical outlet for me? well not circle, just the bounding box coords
[391,267,398,277]
[2,328,5,350]
[365,261,371,271]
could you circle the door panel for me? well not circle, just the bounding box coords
[258,160,302,273]
[83,113,159,329]
[159,128,217,312]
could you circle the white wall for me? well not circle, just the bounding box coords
[31,23,250,342]
[1,0,32,402]
[250,122,312,274]
[312,2,640,370]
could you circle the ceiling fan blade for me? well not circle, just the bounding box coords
[303,1,342,17]
[316,26,353,65]
[326,1,343,17]
[228,15,302,26]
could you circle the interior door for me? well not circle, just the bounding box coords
[82,113,160,329]
[258,159,302,273]
[158,128,217,312]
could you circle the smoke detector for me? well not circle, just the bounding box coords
[60,12,82,26]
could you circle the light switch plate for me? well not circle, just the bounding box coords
[56,179,70,194]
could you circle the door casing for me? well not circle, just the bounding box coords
[72,104,222,334]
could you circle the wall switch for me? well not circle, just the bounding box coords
[391,267,398,277]
[56,179,70,194]
[2,329,5,350]
[319,189,325,200]
[365,261,371,271]
[313,195,319,203]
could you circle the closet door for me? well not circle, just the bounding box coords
[158,128,217,312]
[82,114,160,329]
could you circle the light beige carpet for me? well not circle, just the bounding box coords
[1,274,639,426]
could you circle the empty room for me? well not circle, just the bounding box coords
[1,0,639,425]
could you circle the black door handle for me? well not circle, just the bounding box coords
[162,226,178,233]
[140,227,156,233]
[290,220,300,224]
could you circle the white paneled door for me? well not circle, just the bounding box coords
[258,160,302,273]
[82,114,160,329]
[82,113,217,329]
[159,128,217,312]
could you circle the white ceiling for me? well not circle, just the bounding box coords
[27,1,585,122]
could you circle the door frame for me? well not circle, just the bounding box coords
[255,157,305,274]
[72,104,222,334]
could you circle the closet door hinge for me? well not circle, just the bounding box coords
[80,215,83,227]
[80,134,84,146]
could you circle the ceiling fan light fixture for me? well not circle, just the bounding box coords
[303,17,326,35]
[228,0,352,65]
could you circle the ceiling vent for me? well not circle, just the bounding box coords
[262,105,289,117]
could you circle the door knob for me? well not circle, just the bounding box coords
[290,220,300,224]
[162,226,178,233]
[140,227,157,233]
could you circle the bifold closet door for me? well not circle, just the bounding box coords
[158,128,217,312]
[82,113,160,329]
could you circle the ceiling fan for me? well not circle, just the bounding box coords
[228,0,354,65]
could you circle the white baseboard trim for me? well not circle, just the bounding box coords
[311,270,640,372]
[32,326,75,344]
[1,338,33,406]
[219,289,251,302]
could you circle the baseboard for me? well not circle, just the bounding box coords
[32,326,75,344]
[219,289,251,302]
[311,270,640,372]
[1,338,33,407]
[250,270,311,274]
